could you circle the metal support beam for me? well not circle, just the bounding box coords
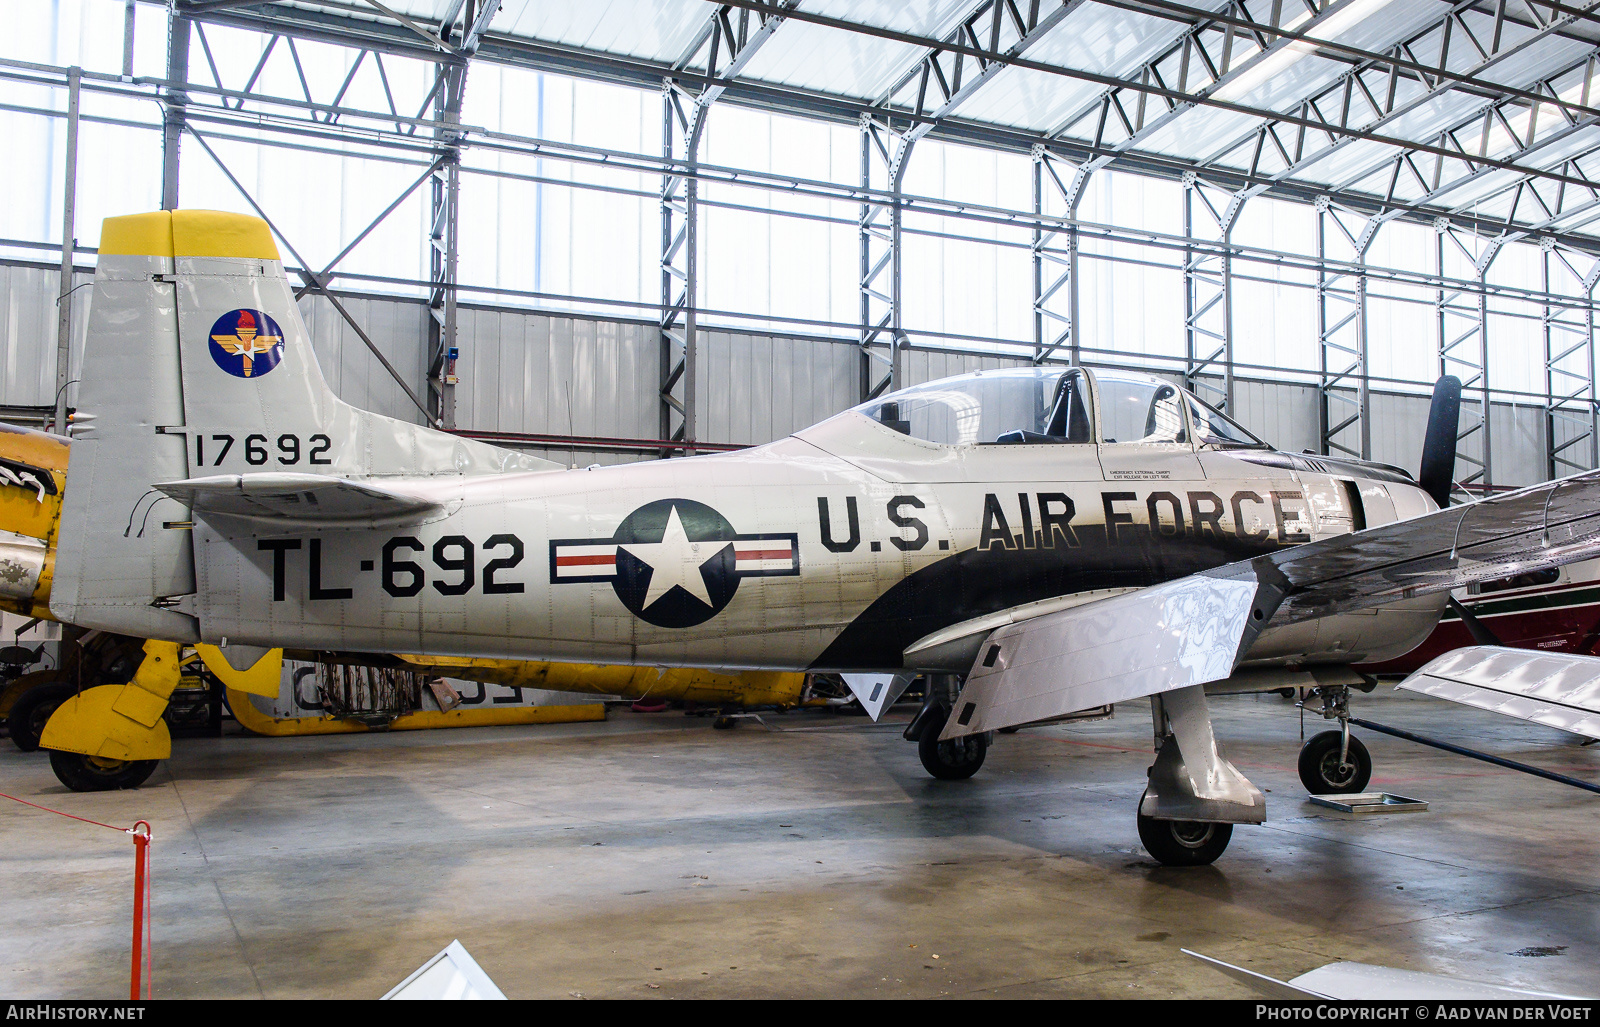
[54,66,81,437]
[161,14,190,209]
[122,0,137,79]
[1543,246,1600,477]
[1315,197,1374,460]
[1437,222,1499,486]
[426,62,464,429]
[1183,173,1246,412]
[1032,145,1091,366]
[659,4,795,449]
[858,113,911,400]
[660,81,701,450]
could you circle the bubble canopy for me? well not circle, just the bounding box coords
[841,367,1268,450]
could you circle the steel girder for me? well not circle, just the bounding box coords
[1032,146,1091,367]
[425,1,498,430]
[1315,197,1373,462]
[177,0,1600,252]
[1436,223,1500,486]
[161,13,191,209]
[857,113,910,401]
[1544,247,1600,478]
[660,4,794,450]
[1182,173,1247,413]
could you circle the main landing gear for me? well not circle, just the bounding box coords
[1135,798,1234,866]
[905,674,989,780]
[1137,688,1265,866]
[1297,684,1373,795]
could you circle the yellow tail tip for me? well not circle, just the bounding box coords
[99,210,280,261]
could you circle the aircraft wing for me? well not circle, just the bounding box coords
[1397,645,1600,740]
[155,473,452,525]
[1218,469,1600,625]
[1185,950,1585,1000]
[941,470,1600,740]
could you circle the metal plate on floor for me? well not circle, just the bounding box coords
[1307,792,1428,814]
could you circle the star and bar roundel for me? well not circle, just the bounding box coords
[549,498,800,628]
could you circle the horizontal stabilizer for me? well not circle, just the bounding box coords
[155,473,451,525]
[1398,645,1600,740]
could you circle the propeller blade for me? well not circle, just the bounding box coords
[1417,374,1461,509]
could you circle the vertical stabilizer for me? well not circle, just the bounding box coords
[54,210,551,640]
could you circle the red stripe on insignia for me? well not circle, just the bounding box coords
[557,554,616,567]
[736,548,793,561]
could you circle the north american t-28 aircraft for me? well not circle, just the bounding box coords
[49,210,1600,865]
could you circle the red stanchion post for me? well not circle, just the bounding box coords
[130,821,151,1000]
[0,792,153,1000]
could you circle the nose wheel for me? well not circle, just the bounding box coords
[1298,729,1372,794]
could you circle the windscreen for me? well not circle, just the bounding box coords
[1184,393,1267,448]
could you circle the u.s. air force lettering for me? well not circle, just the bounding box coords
[550,499,799,628]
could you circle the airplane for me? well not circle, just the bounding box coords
[46,209,1600,865]
[0,420,810,791]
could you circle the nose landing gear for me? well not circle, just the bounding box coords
[1297,685,1373,794]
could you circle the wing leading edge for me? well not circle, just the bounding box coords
[939,470,1600,741]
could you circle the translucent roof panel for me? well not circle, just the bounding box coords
[492,0,715,64]
[736,0,979,101]
[952,3,1209,133]
[236,1,1600,245]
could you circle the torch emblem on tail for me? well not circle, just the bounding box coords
[208,308,285,379]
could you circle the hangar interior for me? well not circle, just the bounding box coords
[2,0,1600,1002]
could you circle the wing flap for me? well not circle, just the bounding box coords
[939,576,1266,739]
[156,472,450,524]
[1397,645,1600,739]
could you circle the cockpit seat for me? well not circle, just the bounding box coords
[993,429,1070,445]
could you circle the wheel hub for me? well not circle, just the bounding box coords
[1169,821,1215,849]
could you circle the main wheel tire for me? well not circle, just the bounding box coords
[1136,798,1234,866]
[712,715,739,730]
[917,705,987,780]
[48,751,159,792]
[7,681,78,752]
[1298,729,1372,794]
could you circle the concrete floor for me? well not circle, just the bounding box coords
[1,688,1597,999]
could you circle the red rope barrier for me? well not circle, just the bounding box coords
[0,791,153,999]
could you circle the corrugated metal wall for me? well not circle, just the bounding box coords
[0,263,94,409]
[0,258,1569,487]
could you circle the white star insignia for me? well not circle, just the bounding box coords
[620,505,724,610]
